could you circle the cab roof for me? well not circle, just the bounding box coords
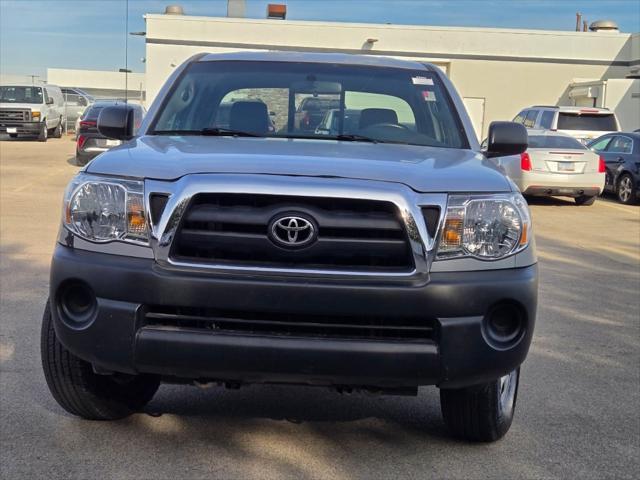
[198,51,435,71]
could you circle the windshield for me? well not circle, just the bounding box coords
[557,113,617,132]
[0,86,44,104]
[151,61,468,148]
[528,135,586,150]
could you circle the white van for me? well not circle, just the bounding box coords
[0,84,65,141]
[513,105,620,144]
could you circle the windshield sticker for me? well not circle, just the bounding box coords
[422,90,437,102]
[412,76,434,86]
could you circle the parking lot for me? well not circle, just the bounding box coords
[0,136,638,479]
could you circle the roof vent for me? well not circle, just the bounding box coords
[589,20,619,32]
[164,5,184,15]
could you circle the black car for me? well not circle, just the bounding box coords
[588,132,640,205]
[76,101,144,166]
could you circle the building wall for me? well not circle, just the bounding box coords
[569,79,640,130]
[47,68,146,103]
[144,14,640,138]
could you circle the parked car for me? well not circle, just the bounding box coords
[0,84,64,141]
[61,87,94,129]
[513,105,620,144]
[41,52,537,443]
[315,108,361,135]
[295,96,340,132]
[488,130,605,205]
[75,101,144,165]
[588,132,640,204]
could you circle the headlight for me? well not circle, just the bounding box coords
[31,111,41,119]
[437,193,531,260]
[63,174,147,243]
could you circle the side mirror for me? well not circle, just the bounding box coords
[484,121,528,158]
[97,105,136,140]
[46,97,54,105]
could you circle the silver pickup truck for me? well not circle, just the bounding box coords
[41,52,537,442]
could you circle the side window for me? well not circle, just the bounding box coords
[513,111,526,124]
[607,136,633,154]
[539,111,555,129]
[523,110,538,128]
[65,93,80,105]
[589,137,612,152]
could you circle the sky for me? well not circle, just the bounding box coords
[1,0,639,77]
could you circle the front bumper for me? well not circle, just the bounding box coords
[0,121,41,135]
[50,245,538,389]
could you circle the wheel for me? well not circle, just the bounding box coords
[440,368,519,442]
[574,195,596,206]
[52,119,63,138]
[617,173,637,205]
[41,301,160,420]
[37,122,47,142]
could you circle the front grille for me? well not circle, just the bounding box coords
[143,306,435,341]
[0,108,30,122]
[171,194,414,272]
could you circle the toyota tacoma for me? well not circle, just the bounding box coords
[41,52,537,442]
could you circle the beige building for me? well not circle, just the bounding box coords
[140,12,640,137]
[46,68,146,103]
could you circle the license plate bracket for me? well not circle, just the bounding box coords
[558,162,574,172]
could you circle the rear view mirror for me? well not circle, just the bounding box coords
[46,97,54,105]
[484,121,528,158]
[291,80,342,95]
[97,105,136,140]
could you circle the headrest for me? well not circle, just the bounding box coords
[229,101,269,134]
[359,108,399,129]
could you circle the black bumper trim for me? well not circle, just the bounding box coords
[523,186,600,197]
[50,245,538,388]
[135,327,440,387]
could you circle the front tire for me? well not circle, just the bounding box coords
[574,195,596,206]
[440,368,519,442]
[617,173,637,205]
[37,122,47,142]
[52,119,63,138]
[41,301,160,420]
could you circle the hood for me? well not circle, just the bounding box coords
[87,136,512,193]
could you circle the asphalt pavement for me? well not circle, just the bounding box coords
[0,136,638,479]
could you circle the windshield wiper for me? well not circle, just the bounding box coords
[334,133,379,143]
[200,127,262,137]
[153,127,263,137]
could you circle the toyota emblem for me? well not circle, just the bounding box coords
[269,214,317,248]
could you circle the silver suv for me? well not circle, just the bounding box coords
[514,105,620,144]
[41,52,537,442]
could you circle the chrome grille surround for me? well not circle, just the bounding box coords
[145,174,447,278]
